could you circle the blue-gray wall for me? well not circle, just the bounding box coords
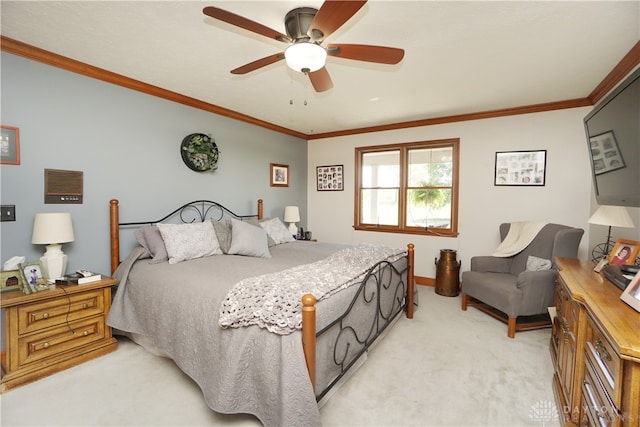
[0,52,307,276]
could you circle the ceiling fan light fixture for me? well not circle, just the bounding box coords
[284,42,327,73]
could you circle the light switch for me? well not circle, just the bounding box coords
[1,205,16,222]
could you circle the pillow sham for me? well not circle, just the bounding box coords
[259,217,295,245]
[157,221,222,264]
[134,225,169,263]
[245,217,277,247]
[227,218,271,258]
[525,255,552,271]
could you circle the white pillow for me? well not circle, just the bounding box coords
[259,217,295,245]
[157,221,222,264]
[526,255,552,271]
[228,218,271,258]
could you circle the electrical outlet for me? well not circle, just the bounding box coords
[1,205,16,222]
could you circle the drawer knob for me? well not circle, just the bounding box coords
[43,313,49,319]
[83,303,88,309]
[595,339,612,362]
[83,330,89,336]
[43,342,49,349]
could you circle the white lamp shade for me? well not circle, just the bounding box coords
[284,42,327,73]
[284,206,301,223]
[587,205,635,228]
[32,212,75,244]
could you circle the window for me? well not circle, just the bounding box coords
[355,138,459,236]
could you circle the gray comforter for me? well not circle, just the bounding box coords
[107,241,370,426]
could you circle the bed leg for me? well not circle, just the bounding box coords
[301,293,317,392]
[110,199,120,275]
[406,243,415,319]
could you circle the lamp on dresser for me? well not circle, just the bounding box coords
[588,205,635,261]
[31,212,75,282]
[284,206,300,237]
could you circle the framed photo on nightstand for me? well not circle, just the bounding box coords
[19,260,48,292]
[0,270,23,293]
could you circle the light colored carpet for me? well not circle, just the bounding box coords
[0,289,560,426]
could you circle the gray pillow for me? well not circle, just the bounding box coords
[227,218,271,258]
[246,217,277,247]
[134,225,168,263]
[211,220,232,253]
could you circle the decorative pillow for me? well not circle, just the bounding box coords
[157,221,222,264]
[227,218,271,258]
[134,225,168,263]
[211,220,232,254]
[259,217,295,245]
[526,255,552,271]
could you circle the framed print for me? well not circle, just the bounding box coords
[620,271,640,312]
[316,165,343,191]
[270,163,289,187]
[589,131,625,175]
[19,260,48,292]
[1,125,20,165]
[0,270,23,293]
[494,150,546,186]
[608,239,640,266]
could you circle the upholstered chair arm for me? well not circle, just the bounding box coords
[516,269,557,314]
[470,256,511,273]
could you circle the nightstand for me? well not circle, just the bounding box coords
[0,276,118,392]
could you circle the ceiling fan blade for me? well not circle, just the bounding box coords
[309,1,367,41]
[203,6,291,43]
[308,67,334,92]
[327,44,404,64]
[231,53,285,75]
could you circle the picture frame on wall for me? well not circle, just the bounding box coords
[494,150,546,186]
[1,125,20,165]
[316,164,343,191]
[270,163,289,187]
[608,239,640,266]
[589,131,625,175]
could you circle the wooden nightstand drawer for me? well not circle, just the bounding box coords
[17,289,105,335]
[585,317,621,403]
[17,316,106,367]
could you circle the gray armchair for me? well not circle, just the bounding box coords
[461,223,583,338]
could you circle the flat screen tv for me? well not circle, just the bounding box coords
[584,67,640,207]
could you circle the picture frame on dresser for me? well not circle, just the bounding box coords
[620,272,640,312]
[608,238,640,266]
[19,260,48,292]
[0,270,23,293]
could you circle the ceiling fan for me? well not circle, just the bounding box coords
[203,1,404,92]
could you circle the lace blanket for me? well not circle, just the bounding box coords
[219,244,406,335]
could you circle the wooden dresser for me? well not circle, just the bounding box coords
[551,258,640,426]
[1,277,118,392]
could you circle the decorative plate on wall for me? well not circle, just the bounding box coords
[180,133,219,172]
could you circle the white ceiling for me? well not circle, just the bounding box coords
[1,1,639,136]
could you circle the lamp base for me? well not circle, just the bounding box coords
[288,223,298,239]
[40,244,68,282]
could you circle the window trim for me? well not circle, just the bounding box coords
[354,138,460,237]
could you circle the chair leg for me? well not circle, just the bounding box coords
[507,317,516,338]
[461,293,468,311]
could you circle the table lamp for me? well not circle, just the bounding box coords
[587,205,634,260]
[31,212,75,281]
[283,206,300,237]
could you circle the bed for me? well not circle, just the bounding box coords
[107,198,415,426]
